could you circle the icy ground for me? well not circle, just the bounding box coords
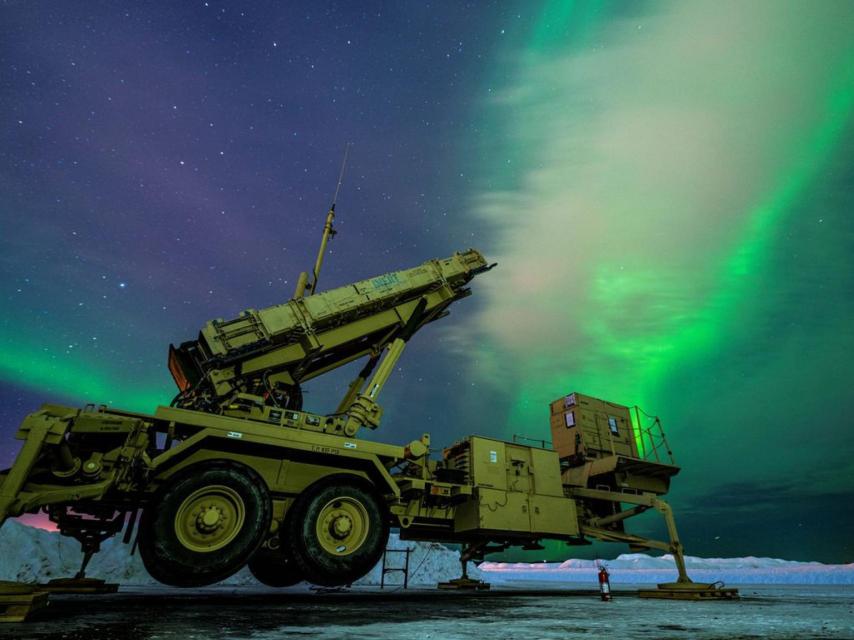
[2,520,854,638]
[1,585,853,639]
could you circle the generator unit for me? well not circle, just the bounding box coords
[444,437,578,538]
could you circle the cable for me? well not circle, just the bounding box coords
[382,543,436,593]
[485,493,509,512]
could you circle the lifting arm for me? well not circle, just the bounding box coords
[340,299,428,437]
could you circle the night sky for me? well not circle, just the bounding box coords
[1,2,853,563]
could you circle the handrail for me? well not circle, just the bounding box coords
[631,407,675,465]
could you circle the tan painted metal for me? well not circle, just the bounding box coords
[0,386,732,600]
[174,485,246,553]
[0,245,733,601]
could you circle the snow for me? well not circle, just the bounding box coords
[480,552,854,585]
[0,520,477,586]
[2,518,851,588]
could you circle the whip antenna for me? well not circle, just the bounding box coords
[331,141,352,209]
[294,142,352,298]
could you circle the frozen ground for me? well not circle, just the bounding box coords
[1,585,853,639]
[2,520,853,638]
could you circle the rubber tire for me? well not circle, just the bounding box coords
[286,477,388,587]
[138,462,271,587]
[248,543,304,587]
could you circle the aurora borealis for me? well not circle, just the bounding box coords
[2,2,853,562]
[456,1,854,561]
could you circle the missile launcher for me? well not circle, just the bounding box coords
[0,169,737,613]
[169,249,491,417]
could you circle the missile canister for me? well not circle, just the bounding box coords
[169,249,491,412]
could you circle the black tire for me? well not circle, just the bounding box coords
[286,477,388,587]
[248,541,304,587]
[138,461,271,587]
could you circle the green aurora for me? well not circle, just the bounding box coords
[1,0,852,563]
[0,339,168,413]
[460,1,854,561]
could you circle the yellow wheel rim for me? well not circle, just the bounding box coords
[315,496,370,556]
[174,485,246,553]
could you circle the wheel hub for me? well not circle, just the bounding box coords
[196,506,223,532]
[330,514,353,538]
[174,485,246,553]
[316,497,370,556]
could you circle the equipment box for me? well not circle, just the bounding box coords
[447,437,578,537]
[550,392,637,461]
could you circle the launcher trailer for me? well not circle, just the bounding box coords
[0,202,735,604]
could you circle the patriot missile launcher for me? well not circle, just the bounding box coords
[0,178,736,620]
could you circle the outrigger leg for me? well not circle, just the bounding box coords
[570,488,739,600]
[40,509,122,594]
[438,541,492,590]
[639,500,738,600]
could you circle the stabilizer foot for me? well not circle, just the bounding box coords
[42,577,118,594]
[440,543,492,590]
[0,582,49,623]
[639,581,739,600]
[437,577,490,591]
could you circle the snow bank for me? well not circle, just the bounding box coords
[4,519,849,587]
[481,553,854,585]
[0,520,476,586]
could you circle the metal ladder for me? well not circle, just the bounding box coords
[380,547,412,589]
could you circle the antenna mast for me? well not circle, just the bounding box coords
[294,142,351,298]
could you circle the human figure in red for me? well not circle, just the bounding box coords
[598,564,612,601]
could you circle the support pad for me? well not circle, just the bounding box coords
[437,577,491,591]
[439,543,492,590]
[0,582,49,623]
[41,577,119,594]
[638,581,739,600]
